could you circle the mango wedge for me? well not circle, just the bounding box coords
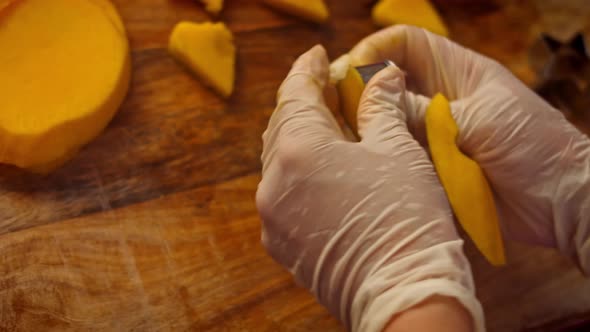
[264,0,329,24]
[426,94,505,265]
[372,0,449,37]
[169,22,236,98]
[200,0,223,15]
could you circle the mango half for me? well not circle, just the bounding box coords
[0,0,131,173]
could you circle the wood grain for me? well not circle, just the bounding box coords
[1,174,589,331]
[0,0,589,331]
[0,175,340,331]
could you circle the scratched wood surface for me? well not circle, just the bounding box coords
[0,0,589,331]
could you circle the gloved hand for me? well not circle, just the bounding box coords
[348,25,590,274]
[257,45,484,332]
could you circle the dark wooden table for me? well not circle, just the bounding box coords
[0,0,589,331]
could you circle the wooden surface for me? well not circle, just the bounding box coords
[1,0,590,331]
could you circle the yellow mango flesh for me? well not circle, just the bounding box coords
[200,0,223,15]
[372,0,449,37]
[336,65,364,136]
[264,0,329,24]
[426,94,505,265]
[169,22,236,98]
[0,0,131,173]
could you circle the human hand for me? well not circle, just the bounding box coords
[348,25,590,272]
[256,45,484,332]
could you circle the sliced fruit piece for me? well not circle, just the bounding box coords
[264,0,329,24]
[0,0,131,173]
[199,0,223,15]
[372,0,449,37]
[169,21,236,98]
[426,94,506,265]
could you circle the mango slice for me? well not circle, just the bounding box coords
[0,0,131,173]
[169,22,236,98]
[426,94,505,265]
[372,0,449,37]
[263,0,329,24]
[200,0,223,15]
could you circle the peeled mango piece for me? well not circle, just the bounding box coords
[0,0,131,173]
[264,0,329,24]
[199,0,223,15]
[169,22,236,98]
[332,58,506,265]
[372,0,449,37]
[426,94,506,266]
[335,60,364,136]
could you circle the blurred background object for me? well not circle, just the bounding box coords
[531,33,590,124]
[531,0,590,128]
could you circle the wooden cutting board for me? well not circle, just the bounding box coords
[0,0,588,331]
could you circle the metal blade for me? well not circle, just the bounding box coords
[355,60,395,84]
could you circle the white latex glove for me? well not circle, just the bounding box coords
[348,25,590,274]
[257,45,484,332]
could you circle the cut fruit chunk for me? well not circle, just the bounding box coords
[372,0,449,37]
[199,0,223,15]
[0,0,131,173]
[169,21,236,98]
[426,94,506,266]
[264,0,329,24]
